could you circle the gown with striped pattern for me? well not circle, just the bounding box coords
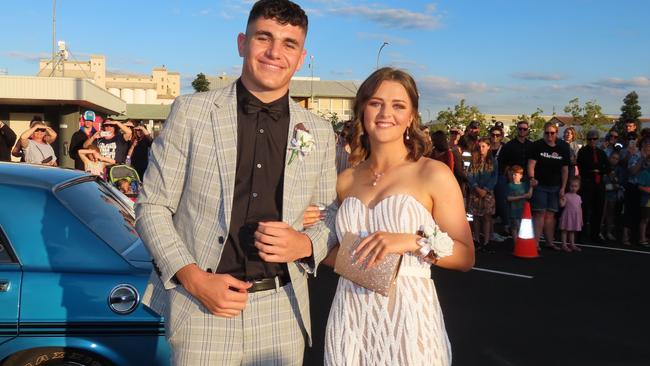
[324,194,452,366]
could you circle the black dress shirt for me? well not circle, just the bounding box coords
[216,79,290,281]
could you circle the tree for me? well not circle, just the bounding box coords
[508,108,547,140]
[563,98,609,141]
[436,99,486,132]
[191,73,210,92]
[318,111,340,131]
[615,91,642,132]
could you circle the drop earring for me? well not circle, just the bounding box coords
[405,129,410,140]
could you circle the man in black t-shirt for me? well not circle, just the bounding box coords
[83,119,132,164]
[499,120,532,174]
[528,122,570,250]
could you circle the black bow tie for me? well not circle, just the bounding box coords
[243,98,283,121]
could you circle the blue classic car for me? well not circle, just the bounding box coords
[0,163,170,366]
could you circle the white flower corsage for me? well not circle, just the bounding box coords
[288,124,316,165]
[417,224,454,261]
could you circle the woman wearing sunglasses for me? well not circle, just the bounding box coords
[528,122,571,250]
[18,119,58,166]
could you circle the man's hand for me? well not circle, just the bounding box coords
[255,221,312,262]
[175,264,252,318]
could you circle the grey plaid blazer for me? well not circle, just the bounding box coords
[135,82,338,344]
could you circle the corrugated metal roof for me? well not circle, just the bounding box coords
[207,76,358,98]
[115,104,171,120]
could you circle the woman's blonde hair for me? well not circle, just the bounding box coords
[348,67,431,165]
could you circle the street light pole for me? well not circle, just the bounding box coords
[376,42,389,70]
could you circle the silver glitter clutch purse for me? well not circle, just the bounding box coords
[334,232,402,297]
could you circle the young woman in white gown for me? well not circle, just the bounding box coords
[322,68,475,366]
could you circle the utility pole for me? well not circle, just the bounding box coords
[52,0,57,61]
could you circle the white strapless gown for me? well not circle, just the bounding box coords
[324,194,452,366]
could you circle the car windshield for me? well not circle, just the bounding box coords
[55,178,139,257]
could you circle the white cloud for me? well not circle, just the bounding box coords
[417,75,496,103]
[595,76,650,89]
[511,72,566,81]
[4,51,49,63]
[328,5,442,30]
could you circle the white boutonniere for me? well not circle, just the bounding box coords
[288,123,315,165]
[417,224,454,260]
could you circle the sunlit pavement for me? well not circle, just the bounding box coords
[305,239,650,366]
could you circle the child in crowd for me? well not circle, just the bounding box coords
[601,152,625,241]
[506,165,532,239]
[78,146,115,179]
[117,178,133,195]
[116,178,137,202]
[467,137,498,252]
[559,177,583,252]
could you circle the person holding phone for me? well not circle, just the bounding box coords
[19,119,57,166]
[83,118,132,164]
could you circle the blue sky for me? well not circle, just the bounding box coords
[2,0,649,117]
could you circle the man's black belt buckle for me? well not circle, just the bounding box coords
[247,276,290,293]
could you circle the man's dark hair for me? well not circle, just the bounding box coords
[247,0,308,33]
[516,120,528,127]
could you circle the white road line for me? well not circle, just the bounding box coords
[565,243,650,255]
[472,267,533,279]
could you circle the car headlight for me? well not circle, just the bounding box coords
[108,284,140,315]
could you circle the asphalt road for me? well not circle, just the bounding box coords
[304,240,650,366]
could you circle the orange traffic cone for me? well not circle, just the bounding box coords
[513,201,539,258]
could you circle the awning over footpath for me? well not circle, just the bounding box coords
[0,75,126,115]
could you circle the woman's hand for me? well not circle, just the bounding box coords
[353,232,419,269]
[302,205,324,228]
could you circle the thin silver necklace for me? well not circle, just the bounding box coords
[370,160,407,187]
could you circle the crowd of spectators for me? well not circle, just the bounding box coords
[1,111,152,198]
[428,118,650,251]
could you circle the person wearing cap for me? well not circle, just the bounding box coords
[83,118,132,164]
[69,110,99,170]
[18,117,58,166]
[577,130,610,242]
[459,120,481,153]
[0,120,17,162]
